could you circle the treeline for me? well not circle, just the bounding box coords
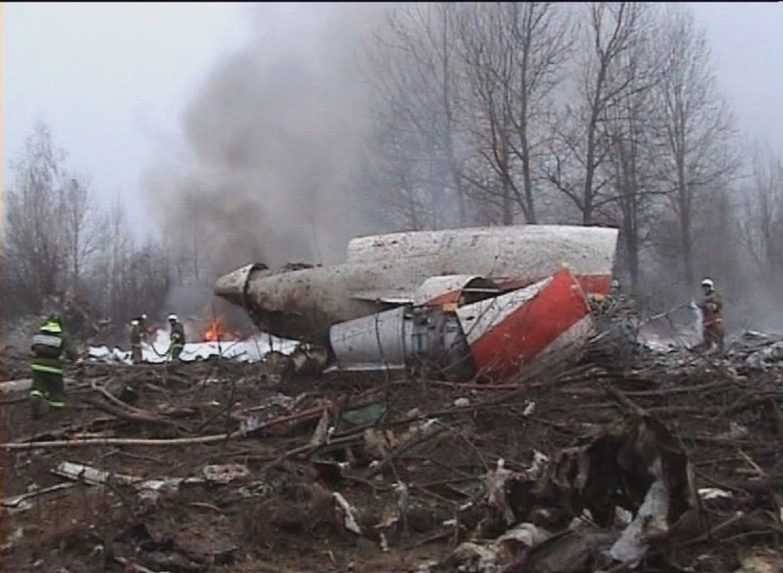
[3,2,782,333]
[362,2,782,313]
[1,124,172,330]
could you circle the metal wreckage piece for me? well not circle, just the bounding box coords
[444,415,697,572]
[215,225,619,381]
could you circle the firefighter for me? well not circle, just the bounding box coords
[30,314,78,418]
[129,319,143,364]
[590,279,623,316]
[696,278,725,353]
[167,314,185,361]
[139,313,150,343]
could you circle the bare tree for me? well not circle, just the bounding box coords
[741,144,783,282]
[104,199,133,322]
[89,198,171,328]
[363,113,430,230]
[598,7,665,293]
[457,2,573,224]
[546,2,655,225]
[62,176,106,293]
[652,5,739,288]
[365,3,469,229]
[4,123,68,312]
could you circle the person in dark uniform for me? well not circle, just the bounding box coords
[696,278,725,353]
[30,314,78,417]
[129,319,143,364]
[167,314,185,361]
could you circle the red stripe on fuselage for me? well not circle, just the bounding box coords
[468,269,590,380]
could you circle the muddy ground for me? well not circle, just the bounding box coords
[1,335,783,572]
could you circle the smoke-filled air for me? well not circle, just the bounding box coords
[145,3,388,275]
[4,2,783,334]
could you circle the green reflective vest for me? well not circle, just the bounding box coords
[31,321,65,375]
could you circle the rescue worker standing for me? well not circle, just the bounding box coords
[139,313,150,343]
[696,278,725,353]
[590,279,625,316]
[30,314,78,417]
[129,319,143,364]
[167,314,185,362]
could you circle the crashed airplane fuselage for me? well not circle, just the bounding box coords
[216,225,618,381]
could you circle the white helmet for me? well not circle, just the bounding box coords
[701,278,714,289]
[130,319,139,326]
[141,313,148,321]
[167,313,178,322]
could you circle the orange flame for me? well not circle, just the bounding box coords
[205,318,226,342]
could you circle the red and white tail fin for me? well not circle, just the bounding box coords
[457,268,593,380]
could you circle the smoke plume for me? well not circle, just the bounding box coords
[145,3,389,277]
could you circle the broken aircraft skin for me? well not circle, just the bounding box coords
[215,225,619,382]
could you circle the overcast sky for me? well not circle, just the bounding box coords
[4,2,251,232]
[4,2,783,237]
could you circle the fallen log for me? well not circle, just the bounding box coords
[0,377,77,394]
[80,394,189,433]
[1,483,77,511]
[0,404,328,449]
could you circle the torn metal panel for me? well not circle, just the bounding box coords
[329,268,594,382]
[329,306,474,380]
[609,478,669,563]
[458,269,593,380]
[468,416,697,567]
[412,275,499,307]
[334,492,362,535]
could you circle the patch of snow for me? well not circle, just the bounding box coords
[88,329,299,365]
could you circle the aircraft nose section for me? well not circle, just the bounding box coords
[215,263,269,307]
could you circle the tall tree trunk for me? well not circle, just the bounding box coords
[626,230,640,295]
[520,114,537,224]
[679,201,695,288]
[502,176,514,225]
